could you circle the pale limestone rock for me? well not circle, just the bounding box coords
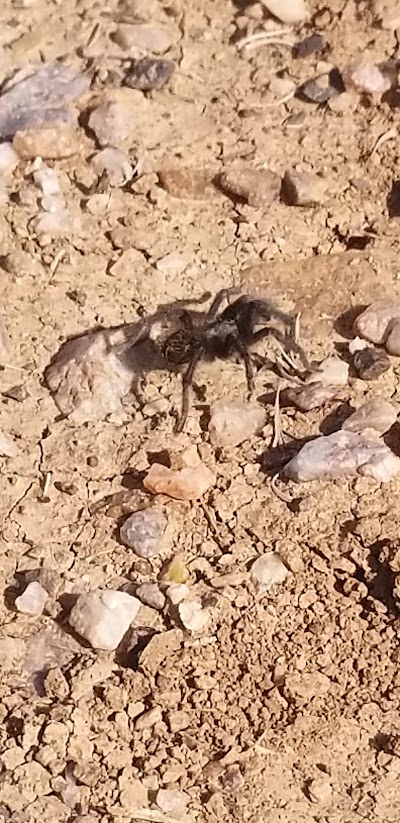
[69,590,141,650]
[209,399,266,447]
[15,581,48,616]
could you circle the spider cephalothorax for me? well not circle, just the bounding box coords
[138,288,311,431]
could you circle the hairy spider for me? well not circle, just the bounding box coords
[139,288,311,432]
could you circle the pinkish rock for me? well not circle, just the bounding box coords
[13,124,82,159]
[0,429,18,457]
[218,167,281,207]
[0,142,18,173]
[144,461,215,500]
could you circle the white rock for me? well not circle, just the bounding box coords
[156,789,190,814]
[33,164,61,196]
[91,147,133,187]
[342,60,391,95]
[88,101,135,147]
[155,251,190,275]
[69,590,141,650]
[308,777,332,804]
[15,581,48,616]
[166,583,189,604]
[285,430,400,483]
[262,0,307,24]
[0,142,18,173]
[31,209,77,238]
[354,300,400,354]
[309,355,349,386]
[0,429,18,457]
[209,399,266,448]
[114,23,180,53]
[178,599,210,632]
[251,553,288,592]
[349,336,369,355]
[342,398,397,436]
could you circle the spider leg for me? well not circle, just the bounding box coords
[207,287,243,320]
[235,340,255,398]
[250,327,310,371]
[175,347,204,432]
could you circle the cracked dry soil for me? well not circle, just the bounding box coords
[2,1,400,821]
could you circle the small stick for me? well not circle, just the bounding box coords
[369,127,397,157]
[237,27,293,49]
[41,471,52,500]
[241,37,294,52]
[272,382,283,448]
[271,471,293,503]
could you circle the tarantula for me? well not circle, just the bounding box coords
[126,289,310,432]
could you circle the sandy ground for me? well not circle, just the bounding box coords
[2,0,400,821]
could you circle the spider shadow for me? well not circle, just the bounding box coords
[334,305,368,339]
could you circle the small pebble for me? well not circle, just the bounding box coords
[283,382,341,411]
[0,142,18,173]
[178,599,210,632]
[144,460,215,501]
[308,777,332,805]
[310,355,349,386]
[156,789,190,814]
[156,251,190,274]
[285,430,400,483]
[218,168,281,208]
[120,509,167,558]
[91,147,133,186]
[283,169,326,206]
[300,75,340,103]
[125,57,175,91]
[294,34,327,58]
[15,581,48,616]
[88,101,135,147]
[269,76,296,99]
[158,167,216,199]
[13,124,82,160]
[135,705,162,729]
[342,60,391,94]
[262,0,307,24]
[353,347,391,380]
[354,300,400,352]
[114,23,179,53]
[31,209,76,238]
[135,583,165,610]
[2,384,28,402]
[33,164,61,197]
[166,583,190,604]
[0,429,18,457]
[141,397,169,417]
[120,0,157,19]
[209,399,266,447]
[69,589,141,650]
[251,553,288,592]
[342,398,397,436]
[162,556,189,585]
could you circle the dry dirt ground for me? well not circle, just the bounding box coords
[2,0,400,821]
